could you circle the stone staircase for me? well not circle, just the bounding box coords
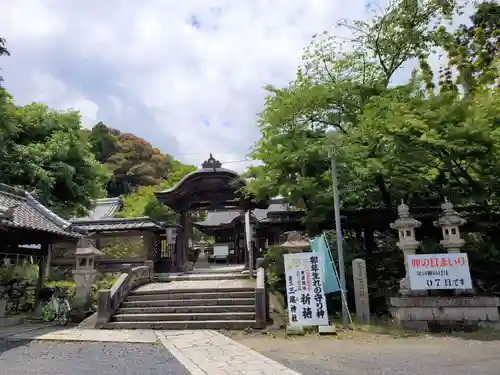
[101,269,259,330]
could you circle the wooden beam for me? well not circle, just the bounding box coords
[89,230,157,239]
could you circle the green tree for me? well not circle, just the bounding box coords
[87,123,172,196]
[88,122,118,162]
[0,92,110,218]
[441,1,500,91]
[342,66,500,207]
[0,37,9,85]
[117,159,196,221]
[247,0,465,230]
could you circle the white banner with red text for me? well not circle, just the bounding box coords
[407,253,472,291]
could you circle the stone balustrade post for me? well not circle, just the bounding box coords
[390,201,422,295]
[96,289,111,324]
[255,258,268,327]
[144,260,154,282]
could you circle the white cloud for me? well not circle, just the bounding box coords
[10,71,100,128]
[0,0,369,171]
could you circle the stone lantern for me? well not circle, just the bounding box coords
[434,198,466,254]
[390,201,422,295]
[279,231,309,253]
[72,238,103,308]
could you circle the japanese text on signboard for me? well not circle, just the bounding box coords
[284,252,329,326]
[407,253,472,290]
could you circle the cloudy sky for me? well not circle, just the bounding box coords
[0,0,373,171]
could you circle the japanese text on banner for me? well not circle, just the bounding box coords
[407,253,472,290]
[284,252,329,326]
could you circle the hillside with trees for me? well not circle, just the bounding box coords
[0,38,196,220]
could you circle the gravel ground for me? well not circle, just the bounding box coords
[235,332,500,375]
[0,340,191,375]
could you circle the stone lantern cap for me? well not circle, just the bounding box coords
[74,238,104,256]
[280,231,310,249]
[389,201,422,230]
[433,198,467,227]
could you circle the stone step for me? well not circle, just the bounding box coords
[116,305,255,314]
[121,298,255,308]
[186,266,245,275]
[154,273,248,281]
[128,287,255,296]
[126,291,255,301]
[112,312,256,322]
[102,320,257,330]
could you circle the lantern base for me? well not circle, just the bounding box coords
[389,296,500,332]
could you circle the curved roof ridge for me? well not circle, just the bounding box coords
[157,167,241,195]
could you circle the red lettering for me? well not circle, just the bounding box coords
[411,259,421,268]
[422,259,431,267]
[430,258,438,267]
[454,256,465,266]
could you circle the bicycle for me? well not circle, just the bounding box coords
[39,286,71,326]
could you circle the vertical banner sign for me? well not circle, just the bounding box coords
[309,234,340,294]
[284,252,329,326]
[407,253,473,290]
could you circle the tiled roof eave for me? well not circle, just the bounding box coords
[0,219,82,238]
[25,194,71,229]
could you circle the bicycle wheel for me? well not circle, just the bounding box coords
[42,303,56,322]
[57,300,70,326]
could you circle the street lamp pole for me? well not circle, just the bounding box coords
[329,146,349,330]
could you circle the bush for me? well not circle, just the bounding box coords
[264,245,287,294]
[48,267,73,282]
[45,275,118,304]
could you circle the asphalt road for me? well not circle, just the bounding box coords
[0,340,191,375]
[236,334,500,375]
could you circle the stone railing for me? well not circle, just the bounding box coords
[96,261,153,326]
[255,258,269,329]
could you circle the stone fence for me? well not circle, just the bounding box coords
[95,261,153,327]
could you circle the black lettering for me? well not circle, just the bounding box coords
[316,308,325,319]
[300,294,311,305]
[302,307,313,319]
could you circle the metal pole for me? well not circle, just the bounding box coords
[330,148,349,330]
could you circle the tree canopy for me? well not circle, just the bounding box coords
[0,37,9,86]
[116,159,197,222]
[247,0,500,233]
[87,122,172,197]
[0,90,110,218]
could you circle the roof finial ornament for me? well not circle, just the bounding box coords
[201,153,222,170]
